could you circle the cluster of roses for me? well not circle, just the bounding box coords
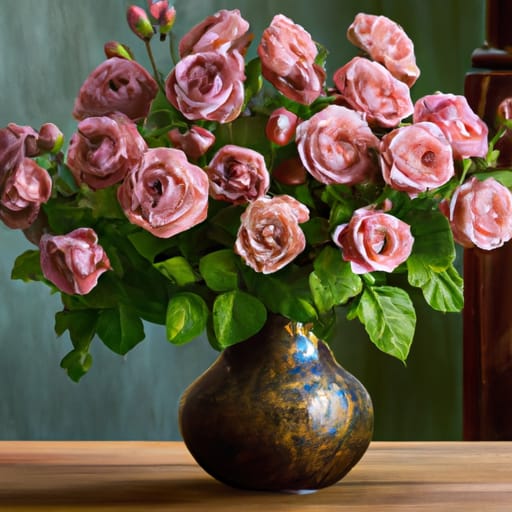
[1,4,512,299]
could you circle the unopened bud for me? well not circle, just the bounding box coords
[104,41,134,60]
[127,5,154,41]
[147,1,176,38]
[265,107,300,146]
[37,123,64,153]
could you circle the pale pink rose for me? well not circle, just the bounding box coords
[257,14,326,105]
[168,125,215,160]
[265,107,300,146]
[117,147,209,238]
[165,50,245,123]
[67,112,147,190]
[0,123,39,177]
[332,207,414,274]
[235,195,309,274]
[296,105,379,185]
[179,9,252,57]
[413,93,489,159]
[40,227,111,295]
[73,57,159,121]
[206,144,270,204]
[440,177,512,250]
[347,13,420,87]
[333,56,414,128]
[380,122,454,195]
[0,158,52,229]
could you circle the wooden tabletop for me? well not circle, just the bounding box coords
[0,441,511,511]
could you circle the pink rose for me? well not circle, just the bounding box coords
[333,56,414,128]
[332,207,414,274]
[40,227,111,295]
[380,122,454,195]
[37,123,64,153]
[296,105,379,185]
[165,50,245,123]
[168,125,215,160]
[73,57,159,121]
[440,177,512,250]
[0,158,52,229]
[206,144,270,204]
[178,9,252,57]
[235,195,309,274]
[265,107,300,146]
[0,123,39,177]
[413,93,488,159]
[347,13,420,87]
[257,14,326,105]
[117,147,209,238]
[67,112,147,190]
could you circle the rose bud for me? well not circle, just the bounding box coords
[37,123,64,153]
[104,41,134,60]
[332,207,414,274]
[40,227,112,295]
[272,156,307,186]
[0,123,39,176]
[148,1,176,37]
[127,5,154,41]
[440,177,512,250]
[265,107,299,146]
[168,125,215,160]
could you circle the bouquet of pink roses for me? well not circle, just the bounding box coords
[1,2,510,381]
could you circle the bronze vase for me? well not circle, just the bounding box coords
[178,314,374,491]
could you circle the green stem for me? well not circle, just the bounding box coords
[145,40,164,92]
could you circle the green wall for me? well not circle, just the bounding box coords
[0,0,484,440]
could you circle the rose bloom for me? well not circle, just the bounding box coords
[0,158,52,229]
[333,56,414,128]
[296,105,379,185]
[440,177,512,250]
[165,50,245,124]
[206,144,270,204]
[117,147,209,238]
[413,93,488,159]
[40,227,111,295]
[332,207,414,274]
[168,125,215,160]
[258,14,326,105]
[73,57,159,121]
[0,123,39,177]
[67,112,147,190]
[179,9,252,57]
[380,122,454,195]
[265,107,300,146]
[235,195,309,274]
[347,13,420,87]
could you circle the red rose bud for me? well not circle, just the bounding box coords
[148,1,175,36]
[265,107,299,146]
[272,156,307,185]
[127,5,154,41]
[104,41,134,60]
[37,123,64,153]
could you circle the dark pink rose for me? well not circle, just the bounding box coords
[440,177,512,250]
[333,56,414,128]
[37,123,64,153]
[165,50,245,123]
[235,194,309,274]
[265,107,300,146]
[413,93,488,159]
[117,147,209,238]
[296,105,379,185]
[380,122,454,195]
[67,112,147,190]
[257,14,326,105]
[0,123,39,177]
[179,9,252,57]
[40,227,111,295]
[0,158,52,229]
[332,207,414,274]
[347,13,420,87]
[206,144,270,204]
[73,57,159,121]
[168,125,215,160]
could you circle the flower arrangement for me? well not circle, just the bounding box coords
[2,2,511,382]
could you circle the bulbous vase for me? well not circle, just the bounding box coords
[178,314,374,492]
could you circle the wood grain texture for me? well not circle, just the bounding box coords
[0,441,511,511]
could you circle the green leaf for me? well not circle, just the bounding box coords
[213,290,267,348]
[244,57,263,105]
[199,249,239,291]
[472,170,512,187]
[60,349,93,382]
[55,309,99,350]
[354,285,416,362]
[166,292,208,345]
[301,217,331,245]
[128,230,179,262]
[11,250,44,282]
[154,256,198,286]
[96,305,145,355]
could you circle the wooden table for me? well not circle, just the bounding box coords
[0,441,511,511]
